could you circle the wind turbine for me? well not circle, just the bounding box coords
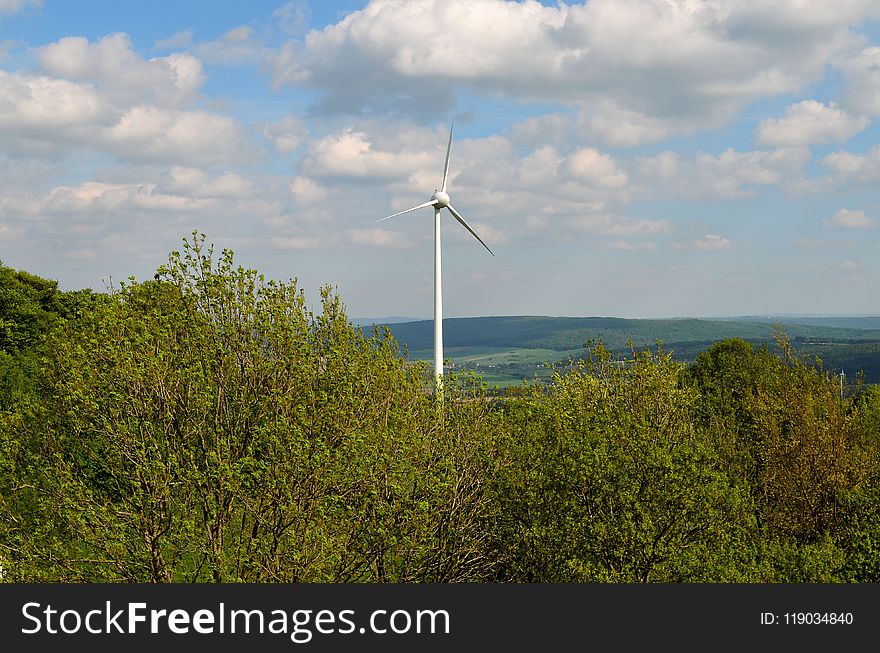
[378,122,494,387]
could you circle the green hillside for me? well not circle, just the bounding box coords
[382,315,880,353]
[378,315,880,384]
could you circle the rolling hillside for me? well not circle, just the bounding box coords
[380,315,880,353]
[373,315,880,384]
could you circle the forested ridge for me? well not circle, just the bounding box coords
[2,235,879,582]
[381,315,880,353]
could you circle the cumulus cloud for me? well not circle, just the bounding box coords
[754,100,868,147]
[154,29,194,51]
[11,181,213,216]
[38,33,204,107]
[822,145,880,182]
[507,114,571,147]
[0,223,24,240]
[672,234,731,251]
[693,234,732,251]
[568,213,670,237]
[302,128,435,180]
[840,259,858,269]
[160,166,254,199]
[289,177,329,204]
[638,147,810,198]
[192,26,268,66]
[102,106,252,166]
[273,1,311,36]
[0,0,40,14]
[823,208,876,229]
[694,148,810,197]
[577,101,677,147]
[268,0,878,128]
[0,33,254,166]
[0,71,110,147]
[0,65,251,164]
[566,147,629,188]
[348,228,412,249]
[837,46,880,116]
[264,116,308,153]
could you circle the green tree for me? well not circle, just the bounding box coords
[491,344,756,582]
[2,235,496,582]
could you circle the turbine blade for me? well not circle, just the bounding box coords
[446,203,494,256]
[377,200,437,222]
[441,121,454,193]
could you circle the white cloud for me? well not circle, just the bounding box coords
[635,150,684,183]
[264,116,308,153]
[693,234,732,251]
[160,166,254,199]
[192,26,268,66]
[302,128,435,180]
[0,0,40,14]
[755,100,868,147]
[348,228,411,249]
[822,145,880,182]
[154,29,194,51]
[39,34,204,108]
[0,71,110,142]
[840,260,858,269]
[269,0,878,127]
[0,68,251,164]
[12,181,212,216]
[568,213,670,237]
[837,46,880,116]
[565,147,629,188]
[273,1,310,36]
[672,234,732,251]
[638,147,810,198]
[507,114,571,147]
[0,39,16,61]
[289,177,329,204]
[695,148,810,197]
[103,105,252,165]
[577,100,677,147]
[0,223,24,240]
[823,208,876,229]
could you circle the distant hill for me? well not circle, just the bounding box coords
[376,315,880,384]
[715,315,880,331]
[381,315,880,353]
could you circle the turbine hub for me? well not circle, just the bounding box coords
[431,190,450,207]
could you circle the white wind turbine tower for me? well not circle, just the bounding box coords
[378,122,494,387]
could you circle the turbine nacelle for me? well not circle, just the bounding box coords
[377,121,494,258]
[431,190,450,207]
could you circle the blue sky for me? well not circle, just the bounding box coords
[1,0,880,318]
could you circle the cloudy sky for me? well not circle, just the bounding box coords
[1,0,880,318]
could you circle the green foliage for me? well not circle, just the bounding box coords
[693,337,872,542]
[490,345,757,582]
[1,235,495,582]
[2,245,879,583]
[0,261,96,410]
